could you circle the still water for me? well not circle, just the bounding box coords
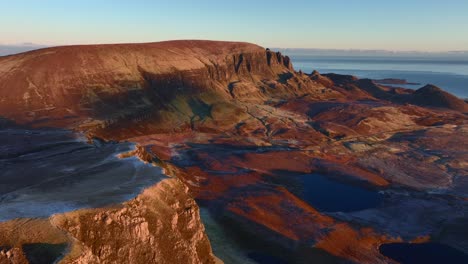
[283,52,468,98]
[380,242,468,264]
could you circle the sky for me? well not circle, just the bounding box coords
[1,0,468,51]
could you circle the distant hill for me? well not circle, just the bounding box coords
[0,43,48,56]
[409,84,468,112]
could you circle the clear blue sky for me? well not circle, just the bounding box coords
[1,0,467,51]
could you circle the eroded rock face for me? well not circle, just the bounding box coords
[0,219,69,264]
[0,179,217,264]
[0,41,297,129]
[51,178,216,264]
[0,247,29,264]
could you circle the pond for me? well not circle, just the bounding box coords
[379,242,468,264]
[247,252,289,264]
[287,173,383,212]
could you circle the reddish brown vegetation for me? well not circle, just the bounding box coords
[1,40,467,264]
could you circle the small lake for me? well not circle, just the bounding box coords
[247,252,289,264]
[286,173,383,212]
[200,207,346,264]
[379,242,468,264]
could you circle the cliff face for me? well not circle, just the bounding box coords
[51,179,216,264]
[1,40,465,130]
[0,179,217,264]
[0,40,301,130]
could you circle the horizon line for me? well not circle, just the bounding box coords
[1,41,467,54]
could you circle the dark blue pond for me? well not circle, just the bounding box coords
[380,243,468,264]
[248,252,289,264]
[292,174,383,212]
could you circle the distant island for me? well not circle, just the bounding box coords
[373,78,421,85]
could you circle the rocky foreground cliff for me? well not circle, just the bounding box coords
[0,40,467,264]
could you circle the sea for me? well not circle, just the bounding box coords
[280,50,468,99]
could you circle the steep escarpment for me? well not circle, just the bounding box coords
[0,40,306,132]
[4,40,463,137]
[51,179,217,264]
[0,179,218,264]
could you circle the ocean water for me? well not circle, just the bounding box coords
[284,52,468,98]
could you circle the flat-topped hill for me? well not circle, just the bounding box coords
[0,40,294,127]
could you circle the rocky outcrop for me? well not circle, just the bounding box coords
[0,247,29,264]
[309,70,333,87]
[51,178,216,264]
[408,84,468,112]
[322,73,359,85]
[314,72,467,112]
[0,218,69,264]
[0,179,217,264]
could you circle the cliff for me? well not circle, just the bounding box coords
[1,40,465,131]
[0,40,302,130]
[0,179,218,264]
[52,179,217,264]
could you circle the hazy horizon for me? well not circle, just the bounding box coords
[1,0,468,52]
[1,2,468,263]
[2,42,468,57]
